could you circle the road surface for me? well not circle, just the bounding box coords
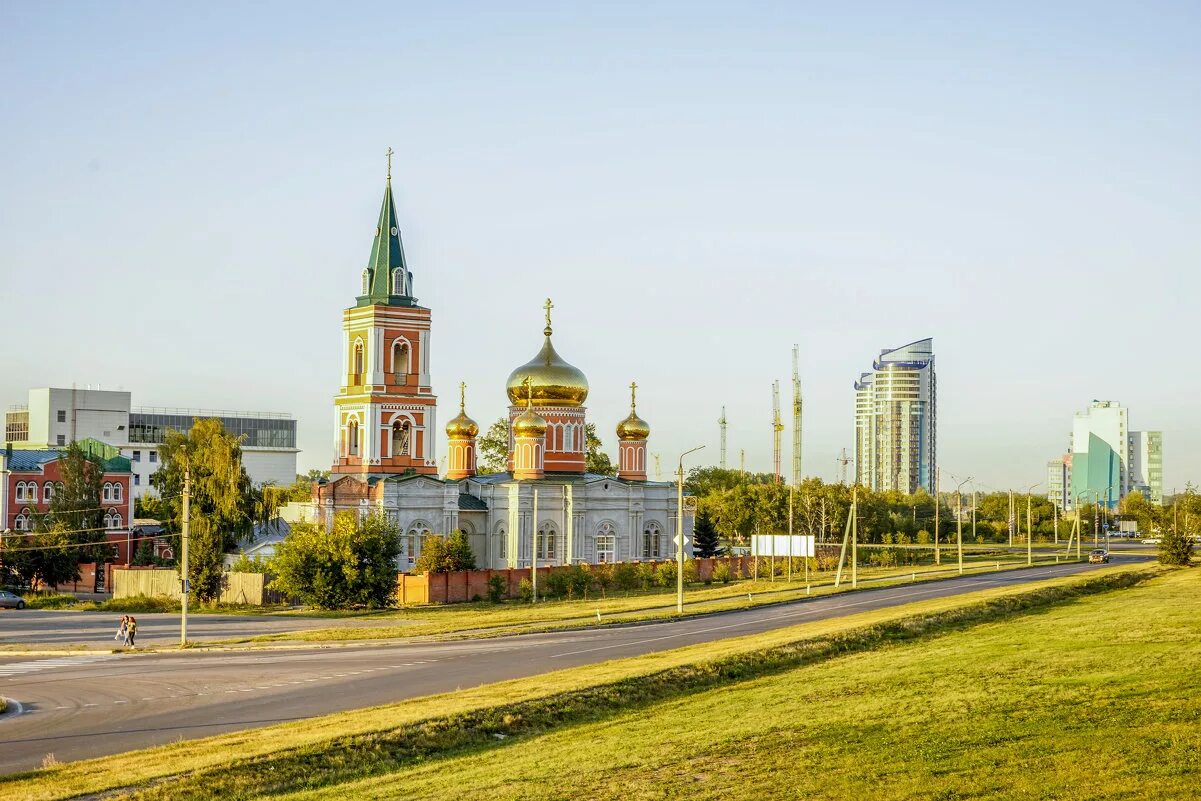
[0,557,1147,774]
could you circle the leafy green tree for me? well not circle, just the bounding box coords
[1159,485,1196,567]
[269,512,401,608]
[7,521,82,589]
[414,530,477,573]
[584,423,615,476]
[229,553,271,573]
[48,442,108,560]
[154,418,257,603]
[692,508,720,557]
[477,418,510,474]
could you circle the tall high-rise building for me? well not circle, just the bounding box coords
[853,338,936,494]
[1063,401,1163,510]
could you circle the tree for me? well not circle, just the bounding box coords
[584,423,614,476]
[414,530,477,574]
[7,521,83,589]
[269,512,401,608]
[154,419,257,603]
[1159,485,1196,567]
[693,508,719,557]
[477,418,510,474]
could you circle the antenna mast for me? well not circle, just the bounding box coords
[719,406,728,470]
[837,448,854,485]
[791,345,802,487]
[772,381,784,483]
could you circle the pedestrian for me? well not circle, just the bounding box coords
[114,615,127,642]
[125,616,137,649]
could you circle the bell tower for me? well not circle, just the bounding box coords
[332,149,438,476]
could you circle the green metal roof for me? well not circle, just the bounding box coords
[357,178,417,308]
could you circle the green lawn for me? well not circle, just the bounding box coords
[3,563,1183,801]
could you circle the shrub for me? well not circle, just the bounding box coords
[916,530,931,545]
[712,561,732,584]
[544,569,570,599]
[1159,526,1195,566]
[487,574,506,603]
[414,530,476,574]
[228,554,271,574]
[566,564,592,599]
[23,593,78,610]
[591,563,614,596]
[635,561,657,590]
[517,577,534,603]
[98,595,179,613]
[269,512,402,609]
[683,559,699,585]
[655,560,677,587]
[612,562,639,592]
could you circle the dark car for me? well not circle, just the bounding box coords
[0,590,25,609]
[1088,549,1110,564]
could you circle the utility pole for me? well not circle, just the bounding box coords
[787,485,793,583]
[677,445,704,614]
[1008,490,1014,546]
[719,407,727,470]
[933,468,941,565]
[851,486,858,588]
[1053,502,1058,546]
[791,344,802,488]
[531,488,539,603]
[953,476,972,575]
[771,381,783,484]
[1027,491,1033,565]
[971,489,977,542]
[180,463,190,646]
[740,449,745,476]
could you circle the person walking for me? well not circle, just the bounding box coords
[114,615,128,643]
[125,616,138,649]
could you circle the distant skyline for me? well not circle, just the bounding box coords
[2,2,1198,491]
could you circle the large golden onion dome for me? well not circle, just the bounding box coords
[445,382,479,439]
[505,298,589,407]
[616,381,650,440]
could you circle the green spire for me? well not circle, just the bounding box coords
[358,147,414,307]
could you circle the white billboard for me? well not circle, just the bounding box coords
[751,534,815,558]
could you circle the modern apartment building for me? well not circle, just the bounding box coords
[1055,400,1163,510]
[1047,455,1072,512]
[853,338,936,494]
[4,388,298,499]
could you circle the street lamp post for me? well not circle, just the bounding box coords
[1024,482,1042,566]
[952,476,973,575]
[676,445,705,615]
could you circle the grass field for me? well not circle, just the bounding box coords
[3,563,1189,801]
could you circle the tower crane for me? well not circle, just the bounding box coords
[719,406,728,470]
[836,448,854,485]
[772,381,784,484]
[791,345,802,488]
[653,453,662,482]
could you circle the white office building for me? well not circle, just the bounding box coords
[4,388,298,498]
[1060,401,1163,510]
[854,338,936,494]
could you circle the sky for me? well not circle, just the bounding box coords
[1,1,1198,492]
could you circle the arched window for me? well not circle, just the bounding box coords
[103,482,112,501]
[496,524,508,561]
[26,482,37,504]
[596,522,617,563]
[110,512,122,529]
[537,523,558,562]
[392,340,409,379]
[14,482,25,502]
[392,420,411,458]
[113,483,123,502]
[361,269,370,294]
[564,424,575,452]
[392,268,405,295]
[103,513,113,529]
[14,510,29,531]
[43,481,55,501]
[405,522,432,567]
[644,522,663,559]
[347,420,359,456]
[352,341,365,384]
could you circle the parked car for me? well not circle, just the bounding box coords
[1141,537,1162,545]
[1088,549,1110,564]
[0,590,26,610]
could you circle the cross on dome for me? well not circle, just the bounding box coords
[629,381,638,411]
[386,146,393,182]
[543,298,554,336]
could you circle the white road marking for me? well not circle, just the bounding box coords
[0,654,122,677]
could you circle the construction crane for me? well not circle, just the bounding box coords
[653,453,662,481]
[836,448,853,485]
[719,406,728,470]
[791,345,802,488]
[740,448,746,475]
[772,381,784,484]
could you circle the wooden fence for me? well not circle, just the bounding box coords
[112,568,268,605]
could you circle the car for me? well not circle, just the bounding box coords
[0,590,25,610]
[1141,537,1162,545]
[1088,549,1110,564]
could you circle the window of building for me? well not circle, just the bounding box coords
[57,435,66,446]
[57,410,66,423]
[113,483,123,502]
[347,420,360,456]
[14,482,24,502]
[103,513,113,529]
[644,522,662,558]
[149,451,157,464]
[111,513,122,529]
[497,525,507,560]
[14,511,29,531]
[596,522,616,563]
[564,424,574,452]
[132,450,141,462]
[43,481,54,501]
[392,340,409,378]
[134,474,140,486]
[353,341,364,383]
[392,267,405,295]
[537,523,557,561]
[405,522,432,567]
[362,269,370,294]
[103,483,112,501]
[392,420,411,458]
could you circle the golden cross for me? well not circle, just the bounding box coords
[386,146,393,181]
[459,381,466,412]
[629,381,638,410]
[523,375,534,406]
[543,297,554,334]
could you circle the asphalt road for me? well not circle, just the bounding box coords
[0,557,1148,775]
[0,610,408,647]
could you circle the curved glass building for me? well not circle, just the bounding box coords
[854,338,936,494]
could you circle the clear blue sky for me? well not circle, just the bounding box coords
[2,1,1198,491]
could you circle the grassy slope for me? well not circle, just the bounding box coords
[290,567,1200,801]
[1,564,1162,801]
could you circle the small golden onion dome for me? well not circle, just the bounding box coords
[513,406,548,438]
[446,412,479,439]
[505,299,589,407]
[617,410,650,441]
